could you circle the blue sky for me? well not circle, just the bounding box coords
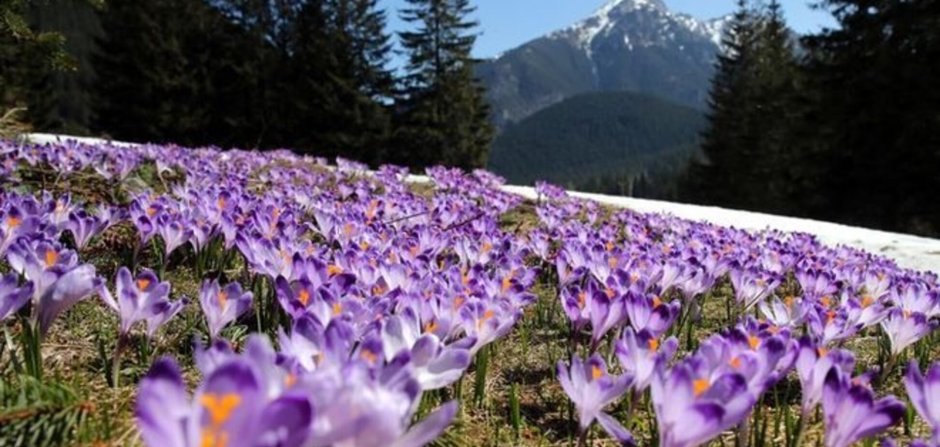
[379,0,837,59]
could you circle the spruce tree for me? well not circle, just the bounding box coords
[288,0,394,164]
[802,0,940,234]
[92,0,217,145]
[682,0,760,208]
[0,0,74,134]
[682,0,799,214]
[395,0,493,170]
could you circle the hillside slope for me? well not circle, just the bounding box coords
[487,91,705,188]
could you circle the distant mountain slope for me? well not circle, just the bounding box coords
[488,91,705,187]
[477,0,728,129]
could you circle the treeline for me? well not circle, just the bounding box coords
[0,0,492,169]
[683,0,940,237]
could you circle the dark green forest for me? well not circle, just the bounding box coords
[2,0,940,236]
[683,0,940,237]
[489,91,704,196]
[1,0,492,169]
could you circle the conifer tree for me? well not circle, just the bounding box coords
[682,0,760,208]
[682,0,798,214]
[395,0,493,170]
[92,0,218,145]
[802,0,940,234]
[288,0,394,164]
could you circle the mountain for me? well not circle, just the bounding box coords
[477,0,729,129]
[488,91,705,190]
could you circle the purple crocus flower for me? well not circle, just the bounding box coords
[904,361,940,445]
[821,366,905,447]
[730,267,780,309]
[155,214,193,258]
[0,206,38,256]
[651,360,756,447]
[616,328,678,391]
[136,357,314,447]
[557,354,635,446]
[794,337,856,415]
[99,267,184,336]
[382,312,471,390]
[0,273,32,321]
[199,279,253,338]
[796,268,839,302]
[66,210,108,250]
[307,357,459,447]
[36,264,101,334]
[6,239,78,302]
[458,299,519,355]
[759,295,810,327]
[623,291,680,338]
[880,308,938,356]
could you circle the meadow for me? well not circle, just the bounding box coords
[0,139,938,447]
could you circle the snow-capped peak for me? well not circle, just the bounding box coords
[550,0,729,59]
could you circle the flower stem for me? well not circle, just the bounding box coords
[111,333,127,388]
[576,427,589,447]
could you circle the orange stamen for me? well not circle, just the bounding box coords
[693,378,710,397]
[44,249,58,268]
[748,336,760,350]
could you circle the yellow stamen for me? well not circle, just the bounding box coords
[826,310,836,324]
[298,289,310,306]
[577,291,587,309]
[217,292,228,307]
[652,296,663,308]
[477,309,495,329]
[481,242,493,253]
[216,198,226,209]
[605,288,616,299]
[146,207,157,217]
[359,241,370,250]
[136,279,151,291]
[820,296,832,308]
[326,264,343,276]
[424,321,438,334]
[608,257,618,269]
[591,365,604,380]
[648,338,660,352]
[200,430,229,447]
[729,357,742,369]
[332,302,342,316]
[861,295,875,309]
[343,223,354,236]
[605,241,615,252]
[693,378,710,397]
[200,393,241,426]
[748,336,760,351]
[44,249,58,268]
[817,347,828,357]
[6,216,20,228]
[501,276,512,293]
[284,373,297,388]
[361,349,377,363]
